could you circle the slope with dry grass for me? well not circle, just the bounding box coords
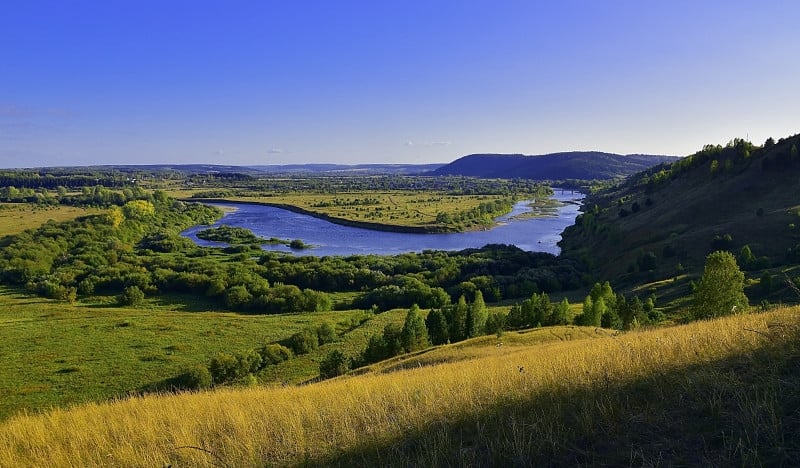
[1,307,797,467]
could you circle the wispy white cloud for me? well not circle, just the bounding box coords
[404,140,451,147]
[267,148,284,154]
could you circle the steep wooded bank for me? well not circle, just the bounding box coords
[559,133,800,306]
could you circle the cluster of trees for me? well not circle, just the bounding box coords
[507,292,569,328]
[259,244,582,308]
[0,190,336,314]
[573,282,660,329]
[192,175,551,197]
[435,198,514,227]
[358,304,434,366]
[354,293,491,369]
[173,322,343,389]
[0,170,132,190]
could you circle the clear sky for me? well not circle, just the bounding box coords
[1,1,798,168]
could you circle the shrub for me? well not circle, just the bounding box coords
[288,328,319,355]
[317,321,337,344]
[117,285,145,306]
[319,350,349,378]
[173,365,212,390]
[208,352,240,384]
[258,344,293,365]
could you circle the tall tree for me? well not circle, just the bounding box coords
[425,308,449,345]
[467,290,488,337]
[447,295,468,342]
[692,251,748,319]
[401,304,429,352]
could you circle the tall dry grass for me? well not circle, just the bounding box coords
[1,307,797,466]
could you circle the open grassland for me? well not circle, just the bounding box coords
[1,307,797,467]
[0,203,101,237]
[0,287,407,420]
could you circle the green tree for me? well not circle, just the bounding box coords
[425,308,449,345]
[547,298,569,325]
[401,304,429,352]
[692,251,749,319]
[485,311,507,335]
[467,290,488,337]
[447,296,468,342]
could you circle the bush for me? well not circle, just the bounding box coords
[319,350,349,378]
[209,352,240,384]
[173,365,212,390]
[258,344,293,365]
[317,321,337,344]
[117,285,145,306]
[288,328,319,355]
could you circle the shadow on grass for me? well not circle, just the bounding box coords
[302,333,800,467]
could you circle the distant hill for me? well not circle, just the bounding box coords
[42,163,445,176]
[432,152,678,180]
[246,163,444,175]
[558,133,800,304]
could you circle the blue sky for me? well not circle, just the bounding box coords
[1,1,798,167]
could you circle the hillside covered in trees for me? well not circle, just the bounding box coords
[559,133,800,306]
[432,152,678,180]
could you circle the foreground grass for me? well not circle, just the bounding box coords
[2,307,797,467]
[0,288,402,420]
[0,203,101,237]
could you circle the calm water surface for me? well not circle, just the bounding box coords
[182,191,584,256]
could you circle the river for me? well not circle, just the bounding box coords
[181,190,584,256]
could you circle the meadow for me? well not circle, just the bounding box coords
[0,286,410,420]
[0,203,101,237]
[0,306,796,466]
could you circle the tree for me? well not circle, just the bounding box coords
[467,290,488,337]
[401,305,429,352]
[692,251,748,319]
[547,298,569,325]
[446,296,468,342]
[425,308,449,345]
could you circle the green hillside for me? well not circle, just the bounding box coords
[559,134,800,308]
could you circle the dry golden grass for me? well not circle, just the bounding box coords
[0,204,101,237]
[1,307,797,467]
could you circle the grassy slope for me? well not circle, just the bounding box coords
[560,134,800,305]
[0,287,409,420]
[1,307,797,467]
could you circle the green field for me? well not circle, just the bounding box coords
[0,286,412,420]
[0,203,101,237]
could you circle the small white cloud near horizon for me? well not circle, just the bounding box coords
[267,148,284,154]
[404,140,451,147]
